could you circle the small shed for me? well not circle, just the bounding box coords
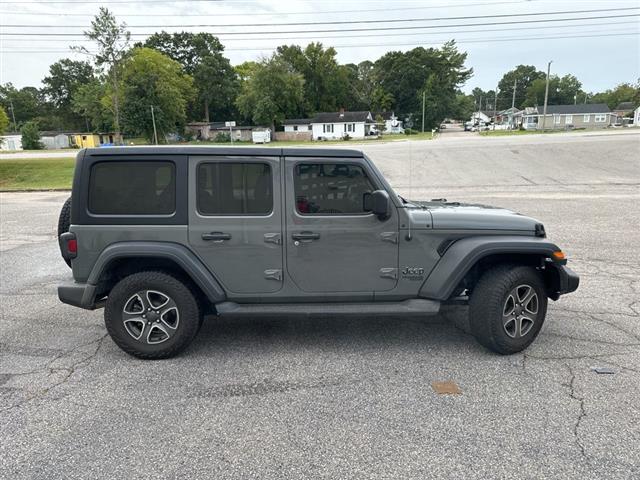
[0,134,23,151]
[41,132,71,150]
[70,133,123,148]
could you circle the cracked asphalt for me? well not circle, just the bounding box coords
[1,132,639,479]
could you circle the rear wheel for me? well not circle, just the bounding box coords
[104,271,202,359]
[469,264,547,354]
[57,196,72,267]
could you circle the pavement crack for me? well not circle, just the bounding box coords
[564,363,589,463]
[0,333,108,414]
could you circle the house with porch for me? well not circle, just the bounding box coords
[521,104,616,130]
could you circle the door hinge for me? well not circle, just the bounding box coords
[264,269,282,281]
[264,233,282,245]
[379,267,398,279]
[380,232,398,244]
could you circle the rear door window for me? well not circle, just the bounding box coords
[197,162,273,215]
[88,161,175,215]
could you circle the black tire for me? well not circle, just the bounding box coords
[469,264,548,355]
[104,271,202,359]
[57,196,72,268]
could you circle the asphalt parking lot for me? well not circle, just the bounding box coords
[1,131,639,479]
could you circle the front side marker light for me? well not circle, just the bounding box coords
[552,250,566,261]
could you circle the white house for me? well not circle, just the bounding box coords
[471,111,492,124]
[0,134,22,151]
[283,119,312,133]
[311,110,375,140]
[373,112,404,134]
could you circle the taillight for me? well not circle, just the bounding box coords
[59,232,77,260]
[67,238,77,255]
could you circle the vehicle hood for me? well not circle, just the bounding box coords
[408,201,543,233]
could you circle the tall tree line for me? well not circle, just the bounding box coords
[1,8,638,141]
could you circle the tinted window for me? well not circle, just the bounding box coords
[294,163,375,214]
[88,161,175,215]
[197,162,272,215]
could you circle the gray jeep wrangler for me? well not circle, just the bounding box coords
[58,147,579,359]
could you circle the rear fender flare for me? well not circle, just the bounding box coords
[87,241,226,303]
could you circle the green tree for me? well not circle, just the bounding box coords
[276,43,351,113]
[524,74,583,107]
[72,79,113,131]
[374,114,386,134]
[373,41,472,128]
[141,32,238,122]
[120,48,195,142]
[73,7,130,136]
[451,93,475,120]
[370,87,395,111]
[20,121,43,150]
[589,82,640,109]
[0,83,41,126]
[0,106,9,135]
[42,59,95,130]
[236,56,305,131]
[496,65,544,110]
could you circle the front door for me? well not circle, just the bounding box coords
[188,156,283,294]
[285,157,399,294]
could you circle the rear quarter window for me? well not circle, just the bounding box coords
[88,161,176,215]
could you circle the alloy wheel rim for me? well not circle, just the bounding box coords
[502,284,539,339]
[122,290,179,344]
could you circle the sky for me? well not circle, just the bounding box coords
[0,0,639,94]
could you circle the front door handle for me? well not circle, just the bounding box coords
[202,232,231,242]
[292,232,320,241]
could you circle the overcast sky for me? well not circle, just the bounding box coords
[0,0,638,94]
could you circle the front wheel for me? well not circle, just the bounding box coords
[104,271,202,359]
[469,264,548,354]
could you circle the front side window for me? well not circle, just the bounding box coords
[89,161,175,215]
[565,115,573,124]
[583,114,590,122]
[197,162,272,215]
[554,114,561,124]
[323,124,334,133]
[294,163,375,215]
[595,114,607,123]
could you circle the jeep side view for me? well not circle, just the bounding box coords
[58,147,579,359]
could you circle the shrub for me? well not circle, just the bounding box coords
[20,121,44,150]
[404,128,417,135]
[214,132,231,143]
[342,133,351,141]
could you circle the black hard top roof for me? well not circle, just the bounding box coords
[82,146,365,158]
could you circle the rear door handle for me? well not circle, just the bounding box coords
[291,232,320,241]
[202,232,231,242]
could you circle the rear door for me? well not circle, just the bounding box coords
[188,155,283,294]
[284,156,399,294]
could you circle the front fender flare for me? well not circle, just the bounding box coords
[419,235,560,301]
[87,241,227,303]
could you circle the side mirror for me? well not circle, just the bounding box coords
[363,190,391,220]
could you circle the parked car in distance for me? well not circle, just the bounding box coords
[58,147,579,359]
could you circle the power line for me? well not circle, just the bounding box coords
[2,13,638,36]
[0,0,531,16]
[2,19,636,43]
[1,31,637,53]
[3,6,638,28]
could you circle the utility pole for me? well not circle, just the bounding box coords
[541,60,552,131]
[584,93,588,104]
[8,99,17,132]
[511,79,517,109]
[421,90,426,133]
[150,105,159,145]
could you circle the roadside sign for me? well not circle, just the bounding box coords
[225,121,236,127]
